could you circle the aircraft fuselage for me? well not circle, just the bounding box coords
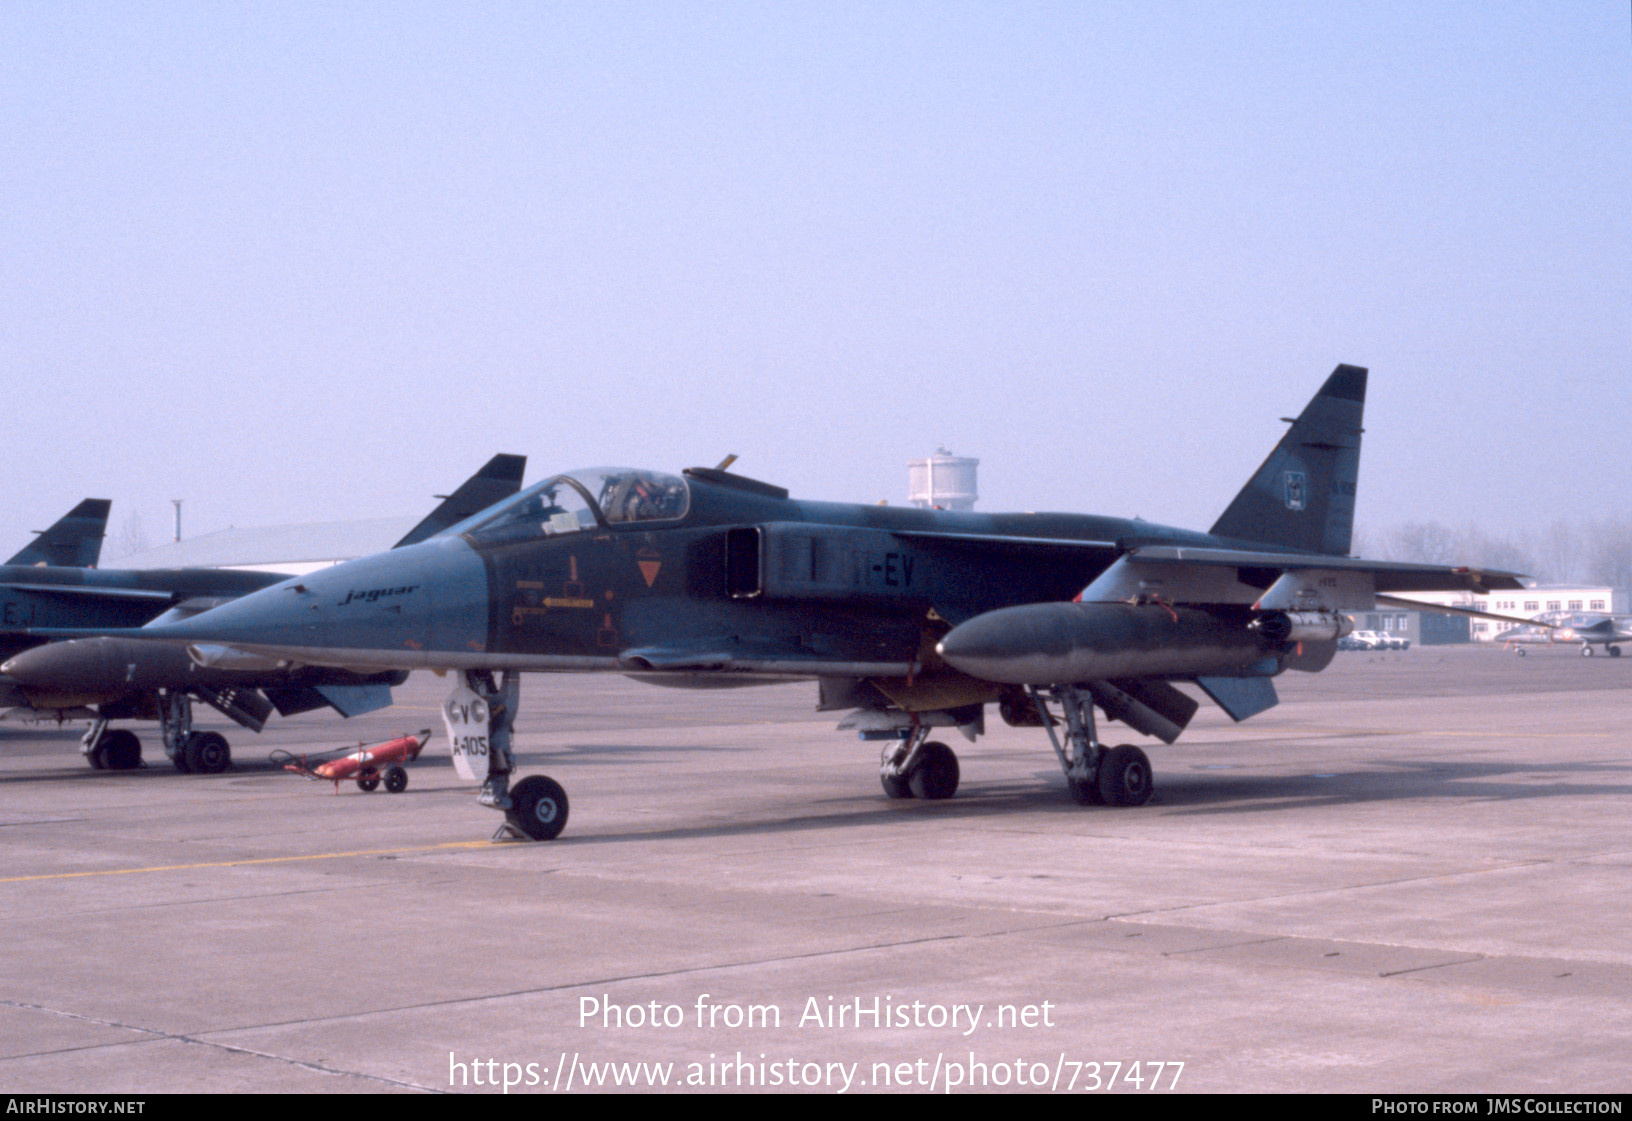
[140,471,1241,682]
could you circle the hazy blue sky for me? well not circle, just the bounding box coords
[3,2,1627,558]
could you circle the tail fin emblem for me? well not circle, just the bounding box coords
[1284,471,1307,511]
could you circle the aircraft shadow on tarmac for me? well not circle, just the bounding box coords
[1128,756,1632,816]
[6,739,1628,843]
[473,753,1632,847]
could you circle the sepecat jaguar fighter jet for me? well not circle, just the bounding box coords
[2,456,526,772]
[57,365,1523,838]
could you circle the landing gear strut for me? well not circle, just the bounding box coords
[1027,685,1154,807]
[158,691,232,774]
[462,670,569,841]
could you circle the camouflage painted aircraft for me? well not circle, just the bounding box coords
[55,366,1523,838]
[1,456,525,772]
[0,548,277,669]
[6,498,112,569]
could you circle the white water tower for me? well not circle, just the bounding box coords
[908,449,979,510]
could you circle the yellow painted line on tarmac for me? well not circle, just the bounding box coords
[1294,729,1616,740]
[1419,730,1617,739]
[1,840,494,884]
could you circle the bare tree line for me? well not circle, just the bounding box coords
[108,512,151,562]
[1354,518,1632,591]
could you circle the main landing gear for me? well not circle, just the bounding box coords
[82,721,142,770]
[871,687,1154,808]
[462,670,569,841]
[1026,685,1154,807]
[879,726,961,801]
[159,691,232,774]
[79,695,234,775]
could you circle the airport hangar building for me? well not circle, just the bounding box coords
[1351,584,1628,646]
[116,517,419,576]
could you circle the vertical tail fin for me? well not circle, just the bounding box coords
[7,498,112,567]
[393,455,527,548]
[1208,364,1366,556]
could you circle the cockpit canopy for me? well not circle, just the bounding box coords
[446,468,690,548]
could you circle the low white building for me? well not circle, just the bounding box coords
[1391,584,1628,642]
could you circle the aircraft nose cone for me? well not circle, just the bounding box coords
[140,537,489,669]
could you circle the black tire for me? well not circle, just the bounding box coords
[87,743,108,770]
[998,694,1045,727]
[880,771,913,799]
[1582,646,1594,658]
[101,729,142,770]
[1611,646,1622,658]
[1068,774,1103,805]
[356,769,380,792]
[1096,745,1154,807]
[907,741,959,800]
[383,765,409,794]
[184,731,231,774]
[506,775,569,840]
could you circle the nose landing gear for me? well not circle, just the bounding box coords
[451,670,570,841]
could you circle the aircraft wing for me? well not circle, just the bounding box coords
[1374,594,1558,630]
[1071,546,1525,615]
[1111,545,1526,595]
[883,531,1525,608]
[3,582,176,604]
[937,545,1531,696]
[1093,546,1535,627]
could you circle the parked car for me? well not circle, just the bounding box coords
[1347,630,1411,651]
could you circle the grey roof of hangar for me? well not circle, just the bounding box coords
[113,516,420,573]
